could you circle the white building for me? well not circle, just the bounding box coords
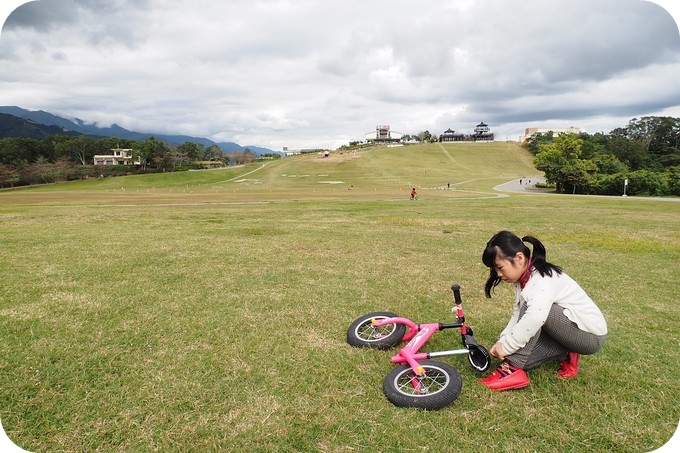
[93,148,140,166]
[365,125,403,144]
[520,127,581,142]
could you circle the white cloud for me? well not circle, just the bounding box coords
[1,0,679,150]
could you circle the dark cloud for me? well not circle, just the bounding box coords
[4,0,79,32]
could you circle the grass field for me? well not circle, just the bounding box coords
[1,142,678,452]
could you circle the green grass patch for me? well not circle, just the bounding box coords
[0,144,678,451]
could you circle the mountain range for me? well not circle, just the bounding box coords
[0,106,277,155]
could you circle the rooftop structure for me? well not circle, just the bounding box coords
[439,122,494,142]
[366,125,403,144]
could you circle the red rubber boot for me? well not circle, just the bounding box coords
[557,352,580,379]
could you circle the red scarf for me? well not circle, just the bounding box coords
[519,259,533,289]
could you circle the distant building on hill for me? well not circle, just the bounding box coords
[439,122,494,142]
[366,125,403,144]
[93,148,140,166]
[440,128,466,142]
[473,122,494,141]
[521,127,581,142]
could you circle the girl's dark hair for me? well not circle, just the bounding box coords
[482,230,562,298]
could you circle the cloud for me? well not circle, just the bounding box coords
[0,0,679,149]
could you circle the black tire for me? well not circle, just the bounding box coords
[467,344,491,372]
[346,311,406,350]
[383,360,462,410]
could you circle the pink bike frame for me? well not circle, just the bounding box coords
[372,302,471,376]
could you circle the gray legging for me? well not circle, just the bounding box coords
[506,302,607,370]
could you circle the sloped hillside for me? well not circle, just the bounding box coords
[1,141,541,204]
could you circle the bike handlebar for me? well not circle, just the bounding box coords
[451,284,463,305]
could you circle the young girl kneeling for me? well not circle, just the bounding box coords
[479,231,607,391]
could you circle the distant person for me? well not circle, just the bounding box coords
[519,179,522,185]
[410,188,417,200]
[478,231,607,391]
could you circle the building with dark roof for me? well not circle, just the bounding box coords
[438,122,494,142]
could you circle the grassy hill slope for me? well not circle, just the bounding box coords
[0,141,541,205]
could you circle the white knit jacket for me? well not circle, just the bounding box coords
[498,270,608,355]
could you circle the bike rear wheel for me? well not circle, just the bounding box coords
[383,360,462,410]
[346,311,406,350]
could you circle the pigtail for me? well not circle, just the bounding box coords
[482,231,563,298]
[521,235,562,277]
[484,268,501,298]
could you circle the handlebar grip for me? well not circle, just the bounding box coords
[451,284,463,305]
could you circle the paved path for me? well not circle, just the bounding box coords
[493,177,680,202]
[493,176,550,194]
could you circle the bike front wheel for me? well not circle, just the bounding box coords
[346,311,406,350]
[383,360,462,410]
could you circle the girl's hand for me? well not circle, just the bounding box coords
[490,342,506,360]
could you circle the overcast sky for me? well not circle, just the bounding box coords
[0,0,679,150]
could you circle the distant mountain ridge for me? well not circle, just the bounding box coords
[0,113,83,139]
[0,106,277,155]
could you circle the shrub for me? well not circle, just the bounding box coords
[668,166,680,196]
[627,170,668,196]
[591,173,627,195]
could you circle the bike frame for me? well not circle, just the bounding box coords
[371,295,473,376]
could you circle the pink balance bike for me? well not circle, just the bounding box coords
[346,284,491,410]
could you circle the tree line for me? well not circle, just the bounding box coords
[3,116,679,195]
[0,135,278,188]
[527,116,680,196]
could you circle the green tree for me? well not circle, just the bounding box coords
[562,158,597,194]
[621,117,658,152]
[616,117,680,170]
[54,135,96,165]
[646,117,680,169]
[0,137,42,166]
[534,147,567,189]
[667,166,680,196]
[592,153,628,175]
[534,133,596,193]
[578,132,608,160]
[94,137,135,156]
[626,169,668,196]
[417,130,432,142]
[132,137,168,170]
[591,173,627,195]
[604,136,647,170]
[177,142,206,161]
[524,131,554,155]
